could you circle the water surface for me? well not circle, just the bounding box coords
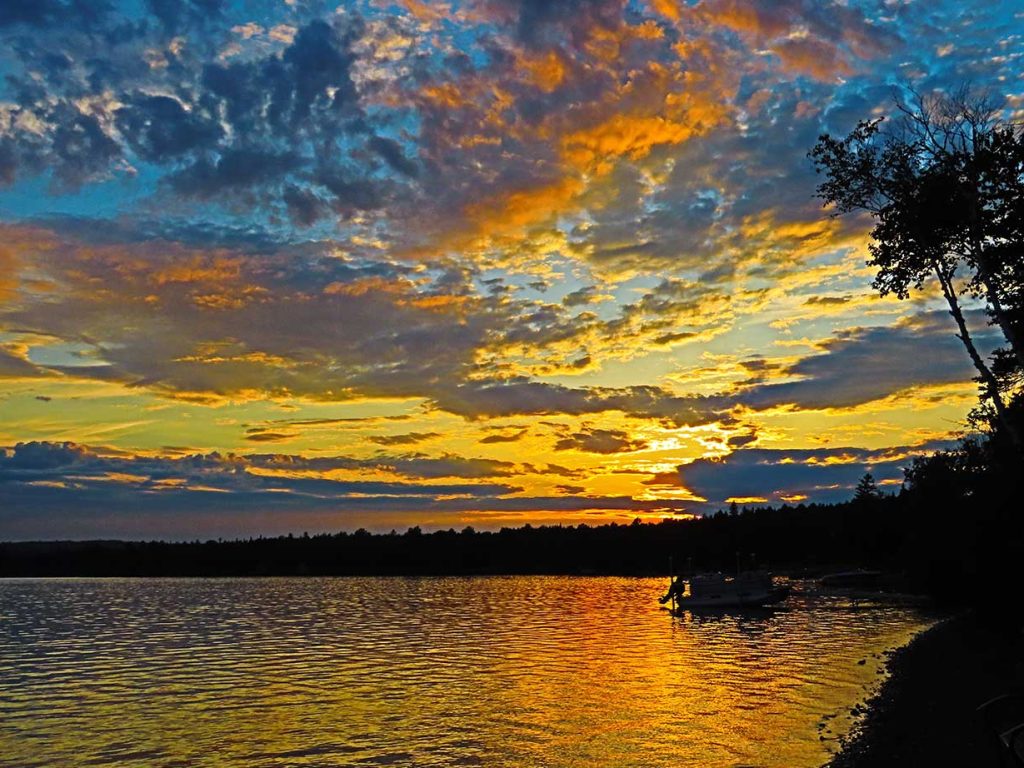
[0,577,932,767]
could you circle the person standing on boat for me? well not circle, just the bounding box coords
[659,574,685,605]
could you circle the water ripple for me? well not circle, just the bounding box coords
[0,577,931,767]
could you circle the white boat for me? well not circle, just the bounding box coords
[660,570,791,610]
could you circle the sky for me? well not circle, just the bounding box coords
[0,0,1021,539]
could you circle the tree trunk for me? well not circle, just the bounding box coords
[977,266,1024,371]
[934,264,1023,453]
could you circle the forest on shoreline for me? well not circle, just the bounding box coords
[0,440,1017,611]
[2,499,900,579]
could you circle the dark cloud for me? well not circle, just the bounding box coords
[0,138,16,186]
[367,432,440,446]
[567,354,591,369]
[698,0,903,68]
[736,313,999,410]
[0,347,43,378]
[0,0,63,28]
[555,427,647,454]
[116,94,223,162]
[167,149,304,198]
[0,0,111,29]
[490,0,622,48]
[146,0,224,32]
[244,431,297,443]
[312,168,383,212]
[0,441,520,498]
[259,414,414,429]
[0,442,686,538]
[480,429,528,444]
[27,215,293,253]
[534,462,583,478]
[282,186,328,226]
[240,451,519,480]
[199,18,359,140]
[49,104,122,191]
[727,429,758,448]
[562,285,599,307]
[379,454,518,480]
[805,295,852,306]
[652,332,696,346]
[280,19,359,125]
[0,13,382,216]
[432,380,726,425]
[678,440,955,508]
[2,440,88,470]
[368,136,419,178]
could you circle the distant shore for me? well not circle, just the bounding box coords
[0,505,925,579]
[825,613,1024,767]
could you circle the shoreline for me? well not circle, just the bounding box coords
[824,612,1024,767]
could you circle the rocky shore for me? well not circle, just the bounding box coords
[825,613,1024,767]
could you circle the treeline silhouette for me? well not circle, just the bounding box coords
[0,499,904,578]
[3,437,1020,612]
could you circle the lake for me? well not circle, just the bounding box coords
[0,577,932,767]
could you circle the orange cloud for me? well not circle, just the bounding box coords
[0,243,18,304]
[421,83,469,110]
[770,37,853,80]
[0,225,60,303]
[693,0,898,80]
[406,294,470,313]
[518,50,568,93]
[700,0,790,37]
[323,275,469,315]
[419,52,732,260]
[463,176,585,240]
[150,254,244,286]
[395,0,450,23]
[562,105,723,174]
[649,0,681,22]
[324,276,412,297]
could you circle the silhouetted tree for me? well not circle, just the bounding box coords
[853,472,882,503]
[810,86,1024,451]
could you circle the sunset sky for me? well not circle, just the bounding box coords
[0,0,1020,539]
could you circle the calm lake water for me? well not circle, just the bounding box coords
[0,577,932,768]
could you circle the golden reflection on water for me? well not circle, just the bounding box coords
[0,577,932,767]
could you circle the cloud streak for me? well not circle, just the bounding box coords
[0,441,687,538]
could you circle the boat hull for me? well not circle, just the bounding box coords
[671,585,791,611]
